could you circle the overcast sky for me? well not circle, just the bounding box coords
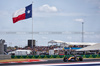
[0,0,100,47]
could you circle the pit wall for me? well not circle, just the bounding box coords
[0,55,11,60]
[11,55,100,59]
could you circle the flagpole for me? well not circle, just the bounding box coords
[32,2,33,49]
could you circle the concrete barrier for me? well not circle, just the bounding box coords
[0,55,11,60]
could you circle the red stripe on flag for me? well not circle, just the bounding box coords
[13,13,25,23]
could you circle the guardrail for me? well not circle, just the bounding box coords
[11,55,100,59]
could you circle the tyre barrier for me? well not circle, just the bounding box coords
[11,55,100,59]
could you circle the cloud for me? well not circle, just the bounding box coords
[74,19,84,22]
[42,37,48,40]
[0,11,10,18]
[66,36,72,40]
[33,4,93,17]
[33,12,89,17]
[87,0,100,4]
[38,4,58,12]
[86,0,100,8]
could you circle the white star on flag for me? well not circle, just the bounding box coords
[27,10,30,14]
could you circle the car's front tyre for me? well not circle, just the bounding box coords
[63,57,67,62]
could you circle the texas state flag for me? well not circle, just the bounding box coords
[12,4,32,23]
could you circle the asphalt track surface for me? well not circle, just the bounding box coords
[1,58,100,66]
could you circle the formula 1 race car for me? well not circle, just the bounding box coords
[63,55,83,62]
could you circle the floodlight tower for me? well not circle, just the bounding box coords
[82,22,84,42]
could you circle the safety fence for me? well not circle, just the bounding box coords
[11,55,100,59]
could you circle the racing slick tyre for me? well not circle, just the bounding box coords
[79,57,83,61]
[63,57,67,62]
